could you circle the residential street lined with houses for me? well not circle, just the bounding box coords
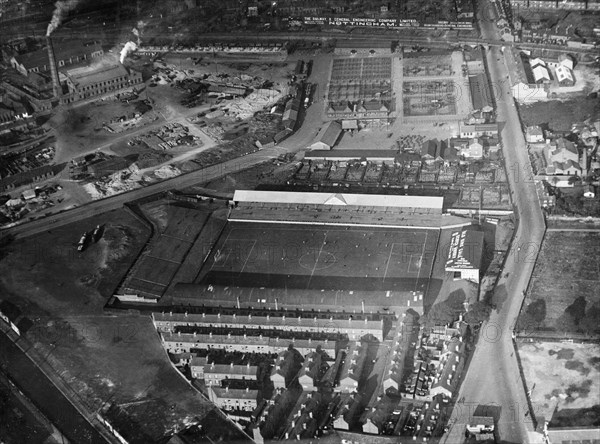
[442,1,547,443]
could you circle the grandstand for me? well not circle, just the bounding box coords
[157,190,474,314]
[229,190,469,229]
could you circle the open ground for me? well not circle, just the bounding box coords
[0,209,217,436]
[519,341,600,421]
[522,231,600,335]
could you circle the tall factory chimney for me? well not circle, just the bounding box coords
[46,36,62,99]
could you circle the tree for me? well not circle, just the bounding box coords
[464,301,492,327]
[422,290,466,328]
[525,298,546,324]
[579,301,600,335]
[565,296,587,326]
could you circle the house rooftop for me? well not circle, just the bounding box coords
[470,416,495,427]
[204,362,257,377]
[526,126,544,136]
[210,386,258,400]
[545,426,600,444]
[162,332,338,352]
[153,312,383,332]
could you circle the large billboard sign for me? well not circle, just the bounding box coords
[299,16,471,29]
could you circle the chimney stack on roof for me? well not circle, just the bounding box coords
[46,37,61,100]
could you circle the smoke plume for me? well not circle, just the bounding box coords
[120,41,138,64]
[47,0,80,36]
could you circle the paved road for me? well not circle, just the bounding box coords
[441,2,546,444]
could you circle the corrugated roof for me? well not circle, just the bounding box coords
[336,40,391,49]
[13,40,102,70]
[66,63,129,88]
[319,121,343,147]
[468,73,493,111]
[232,190,443,209]
[305,149,396,160]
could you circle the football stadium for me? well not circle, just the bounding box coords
[167,190,476,314]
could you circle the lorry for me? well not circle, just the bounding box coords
[303,83,313,108]
[77,232,89,251]
[92,225,102,242]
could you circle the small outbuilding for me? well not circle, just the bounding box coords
[309,121,343,151]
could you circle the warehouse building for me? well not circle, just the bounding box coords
[63,63,143,103]
[308,121,343,150]
[10,40,104,76]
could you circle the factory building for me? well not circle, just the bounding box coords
[10,40,104,76]
[62,64,143,103]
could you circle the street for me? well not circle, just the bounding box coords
[442,2,546,443]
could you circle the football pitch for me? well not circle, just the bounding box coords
[203,222,440,285]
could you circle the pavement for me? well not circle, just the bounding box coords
[441,2,546,443]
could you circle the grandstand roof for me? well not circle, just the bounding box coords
[170,284,425,313]
[304,149,397,161]
[232,190,444,209]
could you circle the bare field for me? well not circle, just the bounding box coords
[519,341,600,418]
[523,232,600,335]
[28,315,213,438]
[0,209,149,316]
[519,97,600,132]
[0,208,217,438]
